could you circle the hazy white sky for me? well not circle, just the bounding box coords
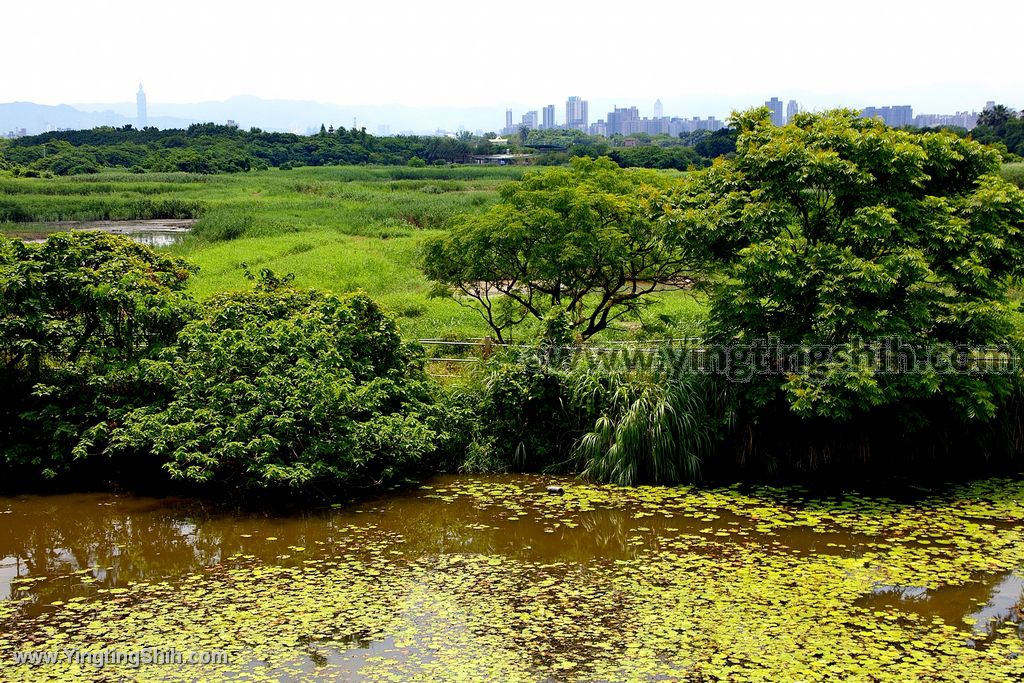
[2,0,1021,111]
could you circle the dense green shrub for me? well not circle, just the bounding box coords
[99,283,443,491]
[607,145,704,171]
[0,234,449,495]
[0,232,198,477]
[36,150,100,176]
[441,354,575,473]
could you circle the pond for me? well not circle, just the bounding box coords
[1,474,1024,680]
[2,219,194,247]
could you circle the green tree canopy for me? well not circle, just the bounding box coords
[422,157,704,342]
[667,108,1024,423]
[978,104,1019,129]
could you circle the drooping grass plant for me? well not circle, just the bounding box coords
[570,361,727,486]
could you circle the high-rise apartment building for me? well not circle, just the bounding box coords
[765,97,784,126]
[860,105,914,128]
[606,106,640,136]
[786,100,800,123]
[639,118,669,135]
[566,96,589,131]
[542,104,555,129]
[914,111,979,130]
[654,99,664,118]
[521,110,539,130]
[504,109,513,134]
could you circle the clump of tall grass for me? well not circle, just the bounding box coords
[435,346,732,484]
[190,209,255,241]
[65,172,213,184]
[569,363,726,486]
[190,207,301,241]
[0,196,202,222]
[0,179,195,196]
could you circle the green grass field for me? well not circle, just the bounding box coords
[0,166,707,341]
[1003,163,1024,189]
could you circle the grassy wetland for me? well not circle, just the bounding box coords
[0,166,705,341]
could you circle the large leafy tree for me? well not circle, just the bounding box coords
[422,157,704,342]
[0,232,197,475]
[667,109,1024,426]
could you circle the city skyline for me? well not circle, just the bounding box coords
[2,89,1007,140]
[494,94,991,139]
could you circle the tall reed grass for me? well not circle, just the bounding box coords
[569,362,727,485]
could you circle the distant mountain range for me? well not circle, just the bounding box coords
[1,96,511,136]
[0,101,196,136]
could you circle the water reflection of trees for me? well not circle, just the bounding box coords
[6,486,1019,662]
[0,488,884,599]
[1,494,386,605]
[374,496,655,563]
[861,571,1024,640]
[1,490,681,601]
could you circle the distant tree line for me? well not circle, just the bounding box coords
[524,127,738,170]
[0,124,485,175]
[3,109,1020,178]
[0,122,740,176]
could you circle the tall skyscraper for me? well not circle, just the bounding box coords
[542,104,555,129]
[504,108,513,134]
[566,96,589,131]
[521,111,539,130]
[654,99,663,118]
[136,83,147,128]
[765,97,784,126]
[786,100,800,123]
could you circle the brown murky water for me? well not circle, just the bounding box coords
[0,474,1020,634]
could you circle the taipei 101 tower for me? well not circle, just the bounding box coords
[137,83,147,128]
